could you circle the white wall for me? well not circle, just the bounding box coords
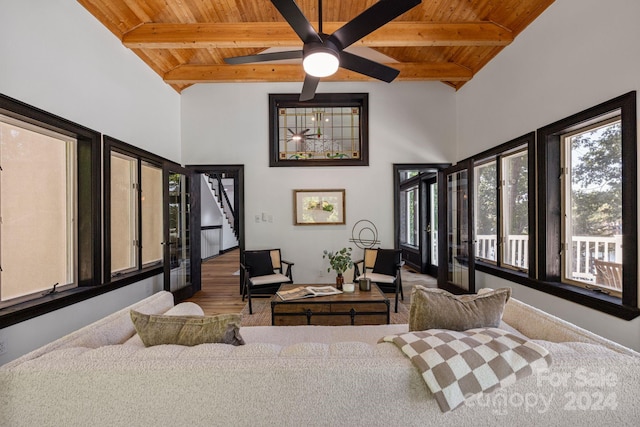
[456,0,640,350]
[0,0,181,161]
[181,81,456,283]
[0,0,181,364]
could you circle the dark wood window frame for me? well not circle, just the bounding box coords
[535,91,637,318]
[268,93,369,167]
[0,95,180,329]
[472,133,535,271]
[473,92,638,320]
[103,136,170,285]
[0,93,103,328]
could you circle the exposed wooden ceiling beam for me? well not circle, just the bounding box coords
[124,22,512,49]
[163,63,473,84]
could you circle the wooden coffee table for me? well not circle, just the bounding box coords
[271,284,390,326]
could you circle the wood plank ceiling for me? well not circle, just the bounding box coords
[77,0,555,93]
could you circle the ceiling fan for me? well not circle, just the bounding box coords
[287,127,315,143]
[224,0,422,101]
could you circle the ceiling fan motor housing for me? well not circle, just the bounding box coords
[303,37,341,77]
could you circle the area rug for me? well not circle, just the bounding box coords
[241,293,413,327]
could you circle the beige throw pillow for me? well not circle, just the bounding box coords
[408,286,511,331]
[130,311,245,347]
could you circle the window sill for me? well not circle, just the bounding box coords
[0,266,163,328]
[475,262,640,321]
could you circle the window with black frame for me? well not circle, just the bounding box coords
[536,91,637,314]
[105,136,164,281]
[473,138,531,272]
[467,92,637,319]
[0,93,100,321]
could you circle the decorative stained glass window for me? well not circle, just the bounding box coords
[269,93,368,167]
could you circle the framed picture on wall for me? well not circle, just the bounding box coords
[294,189,346,225]
[269,93,369,167]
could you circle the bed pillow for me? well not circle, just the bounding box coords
[130,311,245,347]
[408,286,511,331]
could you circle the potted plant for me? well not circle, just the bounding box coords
[323,247,353,290]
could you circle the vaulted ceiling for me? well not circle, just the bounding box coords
[78,0,555,93]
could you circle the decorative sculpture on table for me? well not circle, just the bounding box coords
[349,219,380,291]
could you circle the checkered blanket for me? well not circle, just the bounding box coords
[381,328,552,412]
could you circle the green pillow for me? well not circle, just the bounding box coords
[408,286,511,332]
[130,311,245,347]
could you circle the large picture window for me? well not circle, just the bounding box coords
[537,92,636,314]
[561,118,622,294]
[0,93,100,321]
[0,117,76,303]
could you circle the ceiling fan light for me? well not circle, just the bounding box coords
[303,49,339,78]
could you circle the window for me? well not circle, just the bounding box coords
[536,92,637,317]
[106,137,164,280]
[473,136,531,272]
[141,163,164,266]
[399,170,421,248]
[501,149,529,270]
[535,91,636,317]
[429,181,438,266]
[400,184,419,246]
[561,119,622,294]
[467,93,636,318]
[474,160,497,262]
[269,93,369,167]
[0,93,100,321]
[0,117,76,304]
[110,152,138,273]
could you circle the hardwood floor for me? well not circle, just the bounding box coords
[186,247,437,316]
[185,249,244,315]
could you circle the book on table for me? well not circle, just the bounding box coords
[276,286,343,301]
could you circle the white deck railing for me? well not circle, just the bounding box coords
[475,234,622,282]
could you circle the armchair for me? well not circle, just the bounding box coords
[353,248,403,312]
[241,249,294,314]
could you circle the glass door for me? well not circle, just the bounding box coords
[438,161,475,292]
[423,176,439,276]
[164,167,193,299]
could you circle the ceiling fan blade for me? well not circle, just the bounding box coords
[224,50,302,65]
[271,0,322,44]
[339,51,400,83]
[300,75,320,101]
[330,0,421,49]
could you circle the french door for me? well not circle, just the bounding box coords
[423,176,439,276]
[438,161,475,293]
[163,165,195,300]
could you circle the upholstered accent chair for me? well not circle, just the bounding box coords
[353,248,403,312]
[241,249,294,314]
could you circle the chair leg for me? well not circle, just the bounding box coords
[247,287,253,315]
[394,278,403,313]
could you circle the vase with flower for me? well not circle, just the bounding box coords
[322,247,353,290]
